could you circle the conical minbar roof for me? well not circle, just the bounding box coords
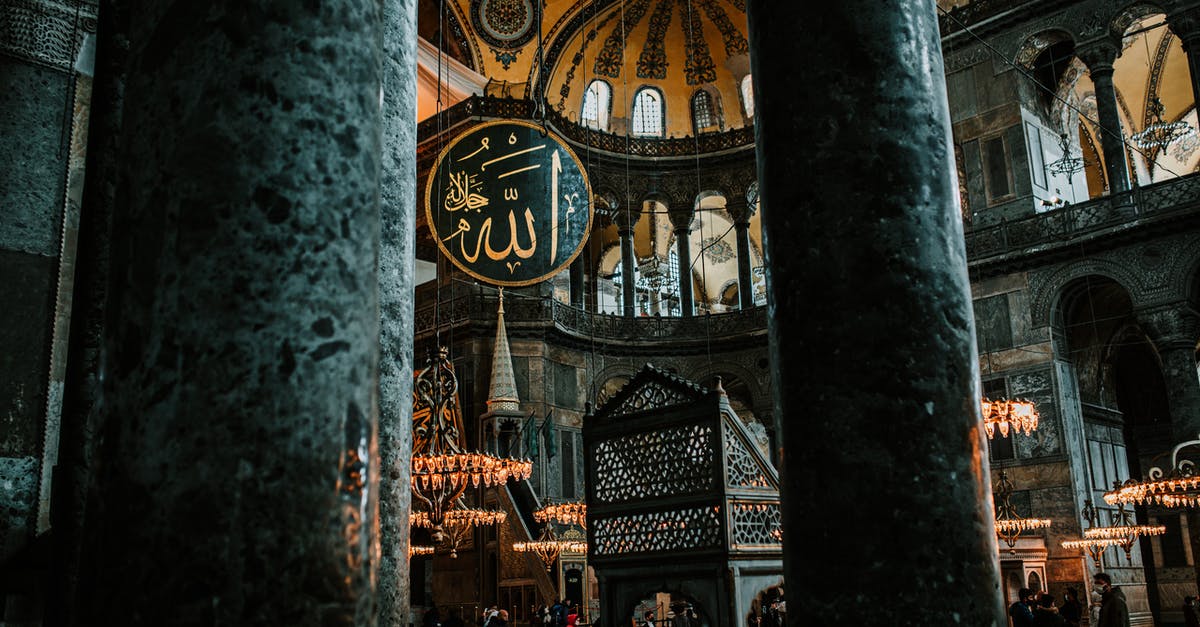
[487,289,521,413]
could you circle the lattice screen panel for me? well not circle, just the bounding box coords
[592,424,715,503]
[592,506,723,556]
[722,422,770,488]
[730,502,782,547]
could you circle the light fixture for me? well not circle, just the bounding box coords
[993,471,1051,549]
[981,398,1039,438]
[1105,436,1200,508]
[1132,97,1196,152]
[1078,499,1164,564]
[410,545,436,557]
[1061,538,1120,569]
[1047,133,1086,183]
[534,501,587,529]
[411,347,533,542]
[513,525,587,571]
[410,508,507,529]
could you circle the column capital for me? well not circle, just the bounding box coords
[1076,40,1121,76]
[725,196,757,225]
[1137,304,1200,350]
[667,207,696,234]
[612,209,639,232]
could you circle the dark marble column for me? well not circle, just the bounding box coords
[726,198,756,310]
[78,2,385,624]
[669,207,695,318]
[570,257,585,308]
[1138,305,1200,440]
[1169,9,1200,117]
[617,220,637,317]
[1078,41,1133,195]
[747,1,1005,624]
[379,0,418,625]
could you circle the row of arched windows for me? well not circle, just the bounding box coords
[580,76,754,136]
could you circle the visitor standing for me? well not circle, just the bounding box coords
[1060,588,1082,627]
[1033,594,1067,627]
[1010,588,1036,627]
[1094,573,1130,627]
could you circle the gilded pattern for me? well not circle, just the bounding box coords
[696,0,747,56]
[557,10,621,110]
[679,0,717,85]
[593,0,652,78]
[637,0,675,79]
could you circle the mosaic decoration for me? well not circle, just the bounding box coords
[679,0,718,84]
[592,506,723,555]
[637,0,675,79]
[592,424,715,503]
[728,0,746,12]
[492,47,521,69]
[593,0,652,78]
[472,0,538,50]
[730,502,782,546]
[696,0,747,56]
[556,9,621,110]
[700,236,734,263]
[723,422,769,488]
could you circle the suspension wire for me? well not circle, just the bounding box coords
[434,0,446,351]
[584,0,601,407]
[937,6,1186,180]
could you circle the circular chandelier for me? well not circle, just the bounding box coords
[411,347,532,542]
[534,502,587,529]
[514,525,587,571]
[1074,499,1164,565]
[1061,538,1120,569]
[993,471,1051,549]
[1132,97,1196,152]
[1046,133,1086,184]
[981,398,1039,439]
[1105,436,1200,508]
[411,507,507,528]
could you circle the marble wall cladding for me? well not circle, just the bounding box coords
[0,60,70,256]
[552,361,580,410]
[975,293,1014,352]
[0,249,57,456]
[80,1,386,624]
[0,456,37,560]
[1011,367,1063,458]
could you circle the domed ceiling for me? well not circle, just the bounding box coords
[546,0,752,136]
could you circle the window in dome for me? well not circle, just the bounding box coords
[581,80,611,131]
[692,89,721,134]
[740,74,755,119]
[631,87,665,137]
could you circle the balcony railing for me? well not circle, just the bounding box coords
[414,293,768,343]
[964,174,1200,262]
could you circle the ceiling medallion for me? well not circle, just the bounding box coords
[472,0,537,50]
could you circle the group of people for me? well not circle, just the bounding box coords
[1008,573,1126,627]
[420,606,470,627]
[531,599,580,627]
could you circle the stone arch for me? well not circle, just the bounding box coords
[1112,2,1168,38]
[1030,258,1148,327]
[1014,29,1075,69]
[683,360,767,409]
[1170,232,1200,306]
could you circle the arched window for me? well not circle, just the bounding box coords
[631,87,665,137]
[692,90,718,134]
[581,80,610,131]
[740,75,755,119]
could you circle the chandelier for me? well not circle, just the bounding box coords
[1061,538,1120,569]
[534,501,587,529]
[993,471,1051,549]
[410,545,436,557]
[513,525,587,571]
[411,347,532,542]
[1105,436,1200,508]
[1076,499,1164,564]
[981,398,1039,438]
[410,507,507,528]
[1132,97,1196,152]
[1046,133,1086,184]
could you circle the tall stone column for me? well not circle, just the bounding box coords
[1138,305,1200,439]
[570,257,585,308]
[747,1,1006,624]
[669,207,695,317]
[1078,41,1133,195]
[726,197,756,310]
[616,216,637,317]
[77,2,386,624]
[379,0,418,625]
